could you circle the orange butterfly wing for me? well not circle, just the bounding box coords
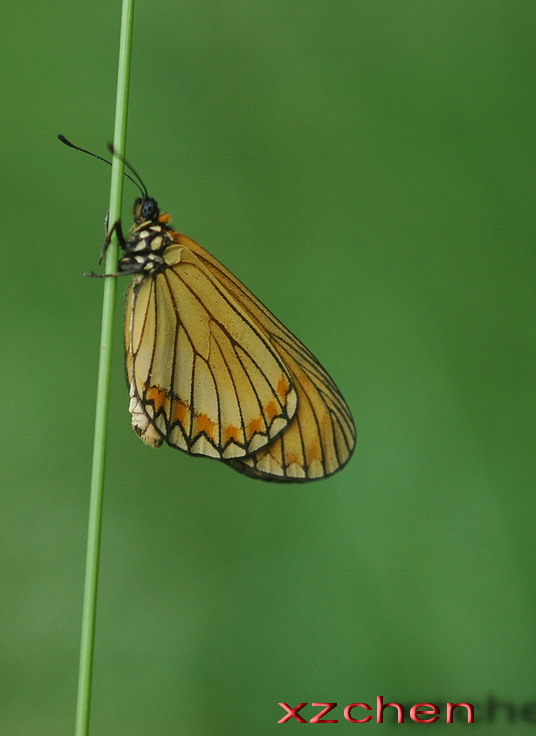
[124,240,297,461]
[172,232,356,481]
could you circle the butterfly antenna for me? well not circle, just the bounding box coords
[57,134,145,196]
[108,143,148,198]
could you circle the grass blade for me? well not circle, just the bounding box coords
[74,0,135,733]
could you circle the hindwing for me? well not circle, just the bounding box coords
[124,242,297,461]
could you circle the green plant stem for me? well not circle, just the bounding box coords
[74,1,135,734]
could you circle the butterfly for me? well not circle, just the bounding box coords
[59,135,356,481]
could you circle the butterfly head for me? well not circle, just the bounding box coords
[134,196,160,224]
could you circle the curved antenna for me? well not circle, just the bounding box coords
[57,134,146,196]
[108,143,148,198]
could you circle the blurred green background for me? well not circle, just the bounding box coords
[2,1,535,733]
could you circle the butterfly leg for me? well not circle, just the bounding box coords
[99,219,126,264]
[83,261,142,278]
[83,270,127,278]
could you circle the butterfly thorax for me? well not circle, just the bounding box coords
[119,219,174,276]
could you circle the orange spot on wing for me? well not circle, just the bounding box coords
[320,411,333,434]
[285,452,301,466]
[277,374,290,401]
[306,442,321,463]
[172,400,189,424]
[224,425,242,443]
[264,400,279,421]
[248,416,264,436]
[195,413,216,438]
[146,386,170,413]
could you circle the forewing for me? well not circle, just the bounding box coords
[173,232,356,481]
[124,246,297,460]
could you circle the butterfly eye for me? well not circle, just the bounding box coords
[140,198,158,220]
